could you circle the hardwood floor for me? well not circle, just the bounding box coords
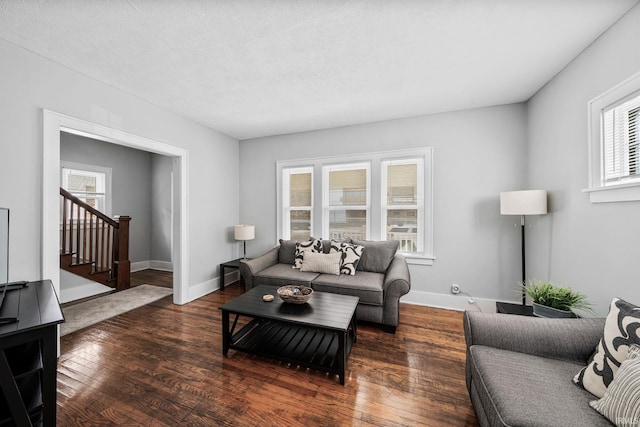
[57,275,479,426]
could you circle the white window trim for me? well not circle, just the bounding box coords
[584,69,640,203]
[61,160,113,217]
[276,148,434,265]
[281,166,314,240]
[381,157,425,255]
[322,162,371,241]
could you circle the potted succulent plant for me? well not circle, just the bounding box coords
[523,280,593,318]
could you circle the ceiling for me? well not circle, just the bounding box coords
[0,0,638,140]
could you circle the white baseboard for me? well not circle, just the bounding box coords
[131,260,173,272]
[402,290,505,313]
[187,270,239,302]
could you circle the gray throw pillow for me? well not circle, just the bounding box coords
[351,239,399,273]
[278,239,297,265]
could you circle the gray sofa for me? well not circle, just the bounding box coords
[239,239,411,332]
[464,310,612,426]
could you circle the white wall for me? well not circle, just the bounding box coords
[151,153,173,265]
[0,38,239,296]
[527,4,640,316]
[240,104,528,304]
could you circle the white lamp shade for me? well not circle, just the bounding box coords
[234,224,255,241]
[500,190,547,215]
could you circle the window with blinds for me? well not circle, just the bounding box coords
[603,93,640,184]
[282,167,313,241]
[323,163,370,241]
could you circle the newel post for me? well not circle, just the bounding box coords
[114,215,131,291]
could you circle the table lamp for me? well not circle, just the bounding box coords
[234,224,255,260]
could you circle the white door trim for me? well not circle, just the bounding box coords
[42,109,190,305]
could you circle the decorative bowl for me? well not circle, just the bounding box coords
[277,285,314,304]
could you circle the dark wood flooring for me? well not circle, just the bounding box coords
[57,272,479,426]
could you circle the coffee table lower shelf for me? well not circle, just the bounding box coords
[228,317,355,384]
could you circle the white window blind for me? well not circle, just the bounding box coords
[602,93,640,184]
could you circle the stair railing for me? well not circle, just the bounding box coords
[60,188,130,291]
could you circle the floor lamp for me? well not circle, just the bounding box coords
[234,224,255,260]
[497,190,547,315]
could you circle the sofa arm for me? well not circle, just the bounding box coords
[239,247,279,291]
[464,310,604,363]
[383,254,411,297]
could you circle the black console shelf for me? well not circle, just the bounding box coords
[0,280,64,427]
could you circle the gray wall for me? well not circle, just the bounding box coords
[61,132,153,264]
[239,104,528,303]
[0,37,239,290]
[151,153,173,263]
[527,3,640,315]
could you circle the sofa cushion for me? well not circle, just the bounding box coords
[255,263,319,287]
[312,271,384,306]
[278,239,297,265]
[469,345,612,427]
[590,344,640,426]
[294,238,323,268]
[330,240,364,275]
[352,239,398,273]
[300,251,341,276]
[574,298,640,398]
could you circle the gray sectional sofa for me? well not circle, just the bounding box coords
[464,310,611,426]
[238,239,411,332]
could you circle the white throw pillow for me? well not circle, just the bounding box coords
[329,240,364,275]
[293,238,323,269]
[590,344,640,426]
[300,251,341,276]
[574,298,640,398]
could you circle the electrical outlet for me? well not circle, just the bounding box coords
[451,284,460,294]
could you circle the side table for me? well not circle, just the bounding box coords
[220,258,249,291]
[496,301,534,316]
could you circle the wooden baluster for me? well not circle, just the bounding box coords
[70,203,75,262]
[102,220,107,272]
[83,207,88,264]
[62,197,68,254]
[89,213,94,270]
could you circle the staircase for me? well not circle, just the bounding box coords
[60,188,131,291]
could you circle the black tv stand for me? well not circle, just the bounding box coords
[0,280,64,426]
[496,301,534,316]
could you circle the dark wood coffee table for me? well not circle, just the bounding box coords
[219,285,358,385]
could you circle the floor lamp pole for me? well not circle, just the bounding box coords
[521,214,526,306]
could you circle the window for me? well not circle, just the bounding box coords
[382,158,424,253]
[586,71,640,203]
[60,161,112,218]
[282,167,313,241]
[277,148,433,264]
[323,163,370,240]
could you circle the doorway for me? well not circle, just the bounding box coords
[42,110,190,305]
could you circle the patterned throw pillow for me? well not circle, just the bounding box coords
[293,238,323,269]
[574,298,640,398]
[329,240,364,275]
[300,251,341,276]
[590,344,640,425]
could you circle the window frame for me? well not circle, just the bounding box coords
[281,166,314,241]
[322,162,371,241]
[276,148,434,265]
[381,157,424,255]
[585,70,640,203]
[60,161,113,218]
